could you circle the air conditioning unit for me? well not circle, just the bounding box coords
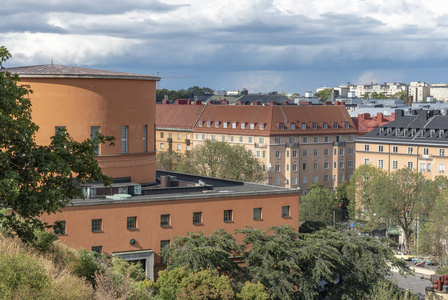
[134,185,142,195]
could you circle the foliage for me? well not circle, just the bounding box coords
[350,165,446,250]
[72,249,107,287]
[155,267,189,299]
[313,88,333,99]
[111,256,146,281]
[0,253,51,299]
[370,91,387,99]
[299,182,340,225]
[393,91,408,100]
[176,268,235,300]
[156,86,214,102]
[237,281,270,300]
[158,140,264,182]
[32,228,58,253]
[161,229,243,280]
[298,220,327,234]
[368,279,419,300]
[237,226,410,300]
[0,46,113,243]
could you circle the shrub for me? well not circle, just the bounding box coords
[237,282,270,300]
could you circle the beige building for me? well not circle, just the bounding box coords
[430,83,448,101]
[356,109,448,180]
[409,81,431,103]
[193,103,357,193]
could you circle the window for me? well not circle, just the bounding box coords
[324,149,329,156]
[334,149,337,156]
[160,214,170,227]
[314,149,318,157]
[239,136,243,143]
[195,133,198,140]
[324,161,329,169]
[199,121,203,127]
[223,122,228,128]
[253,208,262,220]
[348,135,354,142]
[292,150,297,158]
[92,219,102,232]
[55,126,66,135]
[428,164,432,172]
[313,175,318,183]
[324,175,329,182]
[241,123,246,129]
[408,162,413,170]
[334,175,337,182]
[211,134,215,140]
[336,135,342,142]
[302,136,308,143]
[142,125,147,152]
[160,132,164,138]
[378,145,383,152]
[364,144,369,151]
[408,147,413,154]
[303,163,308,170]
[282,206,290,218]
[127,217,137,229]
[230,135,234,142]
[292,177,297,185]
[301,123,306,129]
[275,137,281,144]
[224,210,233,222]
[250,123,255,129]
[91,126,100,155]
[393,146,398,153]
[420,163,426,172]
[314,136,318,143]
[259,124,264,130]
[348,148,354,155]
[339,148,344,156]
[92,246,102,254]
[325,136,329,142]
[54,221,66,235]
[286,164,290,171]
[348,160,354,168]
[323,123,328,129]
[303,176,308,184]
[378,160,383,168]
[312,123,317,129]
[275,151,280,158]
[440,149,445,156]
[248,137,252,143]
[275,177,280,185]
[345,122,350,129]
[177,144,181,151]
[339,161,344,169]
[160,143,164,149]
[215,122,220,128]
[160,240,170,264]
[256,150,260,158]
[169,133,173,138]
[333,123,338,129]
[339,174,344,182]
[232,122,237,129]
[193,212,202,224]
[364,158,370,165]
[439,164,445,173]
[222,135,226,142]
[121,125,128,154]
[279,124,284,130]
[334,162,337,169]
[263,151,266,158]
[286,151,290,158]
[303,149,308,157]
[423,148,429,157]
[177,133,181,140]
[290,124,296,130]
[292,163,297,171]
[275,164,280,172]
[186,145,190,151]
[314,162,318,170]
[392,160,398,169]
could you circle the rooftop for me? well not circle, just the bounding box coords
[4,64,160,81]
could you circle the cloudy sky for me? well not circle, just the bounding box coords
[2,0,448,93]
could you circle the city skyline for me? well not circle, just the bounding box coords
[2,0,448,93]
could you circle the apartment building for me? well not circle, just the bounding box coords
[355,109,448,180]
[334,82,408,98]
[193,104,357,193]
[430,83,448,101]
[156,100,206,153]
[409,81,430,102]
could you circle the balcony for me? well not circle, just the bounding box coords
[254,143,267,148]
[333,141,346,147]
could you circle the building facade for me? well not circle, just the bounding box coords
[355,109,448,180]
[409,81,431,103]
[193,104,357,193]
[6,64,159,184]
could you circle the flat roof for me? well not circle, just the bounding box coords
[71,170,299,207]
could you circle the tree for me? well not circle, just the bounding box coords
[313,88,333,100]
[0,47,113,243]
[393,91,408,100]
[159,140,264,182]
[299,183,340,225]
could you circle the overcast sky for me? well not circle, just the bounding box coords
[2,0,448,93]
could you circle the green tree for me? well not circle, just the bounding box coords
[299,183,340,225]
[313,88,333,99]
[0,47,113,243]
[362,93,369,99]
[237,281,270,300]
[156,151,181,171]
[393,91,408,100]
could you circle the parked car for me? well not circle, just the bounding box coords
[411,257,432,265]
[394,252,415,261]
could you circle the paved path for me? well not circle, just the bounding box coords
[390,262,435,300]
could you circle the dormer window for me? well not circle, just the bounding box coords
[387,128,391,135]
[250,123,255,130]
[241,123,246,129]
[223,122,228,128]
[301,123,306,130]
[333,123,338,129]
[312,123,317,129]
[232,122,237,129]
[259,124,265,130]
[440,130,445,138]
[279,123,285,130]
[395,129,400,136]
[323,123,328,129]
[199,121,203,127]
[290,123,296,130]
[215,122,220,128]
[430,130,435,137]
[207,121,211,128]
[345,122,350,129]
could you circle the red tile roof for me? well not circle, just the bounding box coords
[352,113,395,136]
[156,103,206,129]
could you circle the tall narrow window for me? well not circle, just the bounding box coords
[253,208,262,220]
[143,125,147,152]
[121,125,128,154]
[91,126,100,155]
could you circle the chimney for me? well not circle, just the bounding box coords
[395,109,404,119]
[377,113,384,122]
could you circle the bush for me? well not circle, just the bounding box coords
[237,281,270,300]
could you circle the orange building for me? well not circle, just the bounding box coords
[40,171,299,280]
[6,64,159,184]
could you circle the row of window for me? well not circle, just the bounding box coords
[193,134,355,144]
[54,207,292,235]
[159,143,191,151]
[364,159,446,173]
[198,121,351,130]
[159,132,191,140]
[273,174,347,186]
[364,144,446,157]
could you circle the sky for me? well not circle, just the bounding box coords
[1,0,448,94]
